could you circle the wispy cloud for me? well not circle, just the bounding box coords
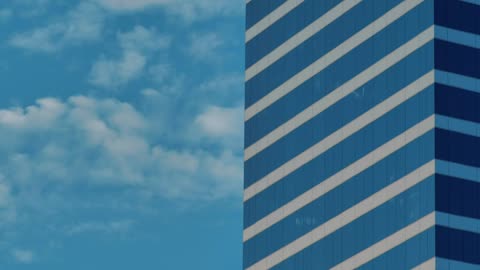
[188,32,224,61]
[0,9,12,22]
[95,0,242,21]
[11,249,34,264]
[89,51,147,89]
[67,220,135,235]
[195,105,243,137]
[9,2,104,52]
[89,26,171,89]
[0,95,242,201]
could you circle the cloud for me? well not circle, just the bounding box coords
[95,0,242,21]
[67,220,134,235]
[188,32,224,61]
[0,9,12,22]
[118,25,171,52]
[195,105,243,137]
[9,2,104,52]
[89,26,170,89]
[0,177,16,226]
[0,95,242,202]
[89,51,147,89]
[12,249,34,264]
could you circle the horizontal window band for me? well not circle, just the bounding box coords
[436,226,480,265]
[435,0,480,36]
[436,159,480,185]
[460,0,480,6]
[435,70,480,96]
[244,26,434,162]
[246,0,304,43]
[435,40,480,79]
[244,116,435,242]
[436,174,480,220]
[437,212,480,235]
[245,0,428,117]
[436,128,480,168]
[437,258,480,269]
[435,84,480,123]
[244,137,434,259]
[435,26,480,50]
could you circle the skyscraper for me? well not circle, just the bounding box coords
[243,0,480,269]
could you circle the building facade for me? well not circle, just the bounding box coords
[244,0,480,269]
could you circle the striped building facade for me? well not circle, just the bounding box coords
[244,0,480,269]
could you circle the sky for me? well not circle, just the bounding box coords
[0,0,244,269]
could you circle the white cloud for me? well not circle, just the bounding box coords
[9,2,104,52]
[0,177,16,226]
[12,249,34,264]
[118,25,171,52]
[96,0,242,21]
[89,26,170,89]
[148,64,171,84]
[67,219,134,235]
[0,9,12,22]
[89,51,147,89]
[0,95,242,201]
[189,32,223,60]
[195,105,243,137]
[141,88,161,97]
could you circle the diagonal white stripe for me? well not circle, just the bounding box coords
[245,0,425,120]
[242,72,434,241]
[245,161,436,270]
[246,0,362,81]
[412,258,436,270]
[244,26,434,161]
[331,213,436,270]
[246,0,304,43]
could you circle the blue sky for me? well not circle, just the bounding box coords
[0,1,244,269]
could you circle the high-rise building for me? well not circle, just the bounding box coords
[243,0,480,269]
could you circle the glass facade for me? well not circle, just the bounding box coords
[244,0,480,269]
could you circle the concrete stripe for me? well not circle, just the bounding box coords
[243,116,435,240]
[461,0,480,6]
[244,25,434,161]
[412,257,436,270]
[331,213,436,270]
[245,0,361,79]
[244,68,434,202]
[436,114,480,138]
[436,159,480,184]
[246,0,304,42]
[435,25,480,49]
[435,70,480,95]
[245,163,436,270]
[437,258,480,269]
[243,74,434,239]
[437,212,480,235]
[245,0,425,117]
